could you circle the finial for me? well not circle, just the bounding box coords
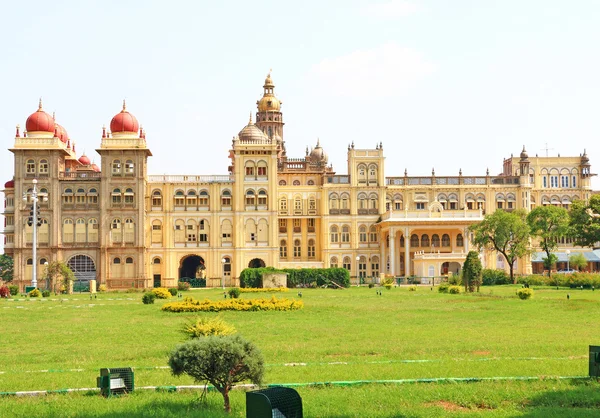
[376,143,379,149]
[306,146,309,155]
[102,125,106,139]
[459,168,462,176]
[16,124,20,137]
[139,125,143,138]
[52,111,56,120]
[522,145,526,152]
[122,99,127,112]
[432,168,435,176]
[486,167,489,176]
[316,138,321,147]
[73,141,76,153]
[558,153,560,157]
[351,141,355,149]
[404,168,408,176]
[348,144,351,150]
[379,141,383,149]
[54,125,58,138]
[249,112,253,125]
[38,98,43,111]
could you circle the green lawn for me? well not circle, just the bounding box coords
[1,285,599,416]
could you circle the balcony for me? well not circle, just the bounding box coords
[60,172,102,180]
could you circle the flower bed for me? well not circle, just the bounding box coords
[162,296,303,312]
[239,287,288,293]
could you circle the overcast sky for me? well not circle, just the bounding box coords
[1,0,599,250]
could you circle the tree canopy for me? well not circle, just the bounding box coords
[462,250,483,292]
[0,254,14,282]
[469,209,531,282]
[569,195,600,248]
[527,205,570,277]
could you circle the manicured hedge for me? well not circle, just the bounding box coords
[239,267,350,288]
[482,269,511,286]
[518,272,600,288]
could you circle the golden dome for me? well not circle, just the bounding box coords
[238,113,268,141]
[258,95,281,112]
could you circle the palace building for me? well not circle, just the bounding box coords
[2,73,597,290]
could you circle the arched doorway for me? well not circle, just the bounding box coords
[67,255,96,292]
[180,255,205,280]
[248,258,266,268]
[442,261,461,276]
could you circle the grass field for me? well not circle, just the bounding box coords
[1,285,600,417]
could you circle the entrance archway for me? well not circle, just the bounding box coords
[442,261,461,275]
[180,255,205,279]
[67,255,96,292]
[248,258,266,268]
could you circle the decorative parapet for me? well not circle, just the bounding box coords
[148,175,234,183]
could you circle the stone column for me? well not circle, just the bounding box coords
[464,227,469,253]
[389,227,395,275]
[404,227,411,277]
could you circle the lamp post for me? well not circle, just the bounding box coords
[23,179,45,289]
[566,249,571,272]
[221,257,226,289]
[356,256,361,285]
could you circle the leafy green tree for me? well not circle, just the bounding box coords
[569,253,588,271]
[470,209,531,283]
[44,261,75,294]
[527,205,570,279]
[168,335,264,413]
[462,251,483,292]
[569,195,600,248]
[0,254,14,282]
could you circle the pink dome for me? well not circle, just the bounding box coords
[78,154,91,165]
[4,179,14,188]
[110,101,139,133]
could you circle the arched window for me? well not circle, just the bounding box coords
[111,257,122,280]
[330,225,339,243]
[358,256,367,278]
[111,218,122,243]
[174,219,185,243]
[410,234,419,247]
[358,193,367,210]
[371,256,380,277]
[186,219,197,242]
[257,160,268,177]
[368,164,378,185]
[245,189,256,207]
[293,180,301,186]
[329,193,339,210]
[307,179,315,185]
[246,219,257,242]
[174,190,185,207]
[369,225,377,242]
[26,159,36,175]
[124,160,134,175]
[152,190,162,207]
[279,180,287,186]
[442,234,450,247]
[126,257,134,264]
[369,193,378,210]
[257,190,267,207]
[198,190,209,208]
[221,189,231,207]
[222,256,231,277]
[341,225,350,243]
[343,257,351,271]
[199,219,209,243]
[112,188,122,205]
[330,256,338,268]
[75,188,86,205]
[293,239,301,258]
[39,159,49,175]
[421,234,430,247]
[63,218,74,243]
[341,193,350,211]
[357,164,367,183]
[431,234,440,247]
[75,218,86,243]
[186,190,197,207]
[294,195,302,214]
[153,257,161,264]
[152,220,162,244]
[221,219,232,244]
[456,234,464,247]
[280,240,287,258]
[359,225,368,243]
[308,196,316,213]
[62,188,74,205]
[279,197,288,214]
[113,257,121,264]
[307,239,315,258]
[112,160,121,175]
[88,218,98,242]
[124,188,134,205]
[38,219,49,244]
[87,188,98,205]
[245,161,255,177]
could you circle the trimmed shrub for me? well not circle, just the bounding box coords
[448,286,462,294]
[438,282,450,293]
[9,285,19,296]
[368,283,374,289]
[239,267,351,288]
[168,288,178,296]
[182,317,237,339]
[28,288,41,298]
[517,288,533,300]
[98,284,107,292]
[42,290,51,297]
[142,292,156,304]
[482,269,511,286]
[447,274,462,286]
[228,288,241,299]
[518,273,600,289]
[408,285,417,292]
[162,296,304,313]
[239,287,288,293]
[0,285,9,298]
[152,287,172,299]
[384,283,393,290]
[177,281,191,291]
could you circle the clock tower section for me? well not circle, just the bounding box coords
[255,72,286,161]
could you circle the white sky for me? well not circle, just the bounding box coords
[1,0,599,251]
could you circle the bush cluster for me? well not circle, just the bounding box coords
[518,273,600,288]
[482,269,511,286]
[182,317,237,339]
[98,284,107,292]
[42,290,51,297]
[447,275,462,286]
[228,288,241,299]
[142,292,156,304]
[152,287,172,299]
[239,267,350,288]
[517,288,534,299]
[9,285,19,296]
[448,286,462,294]
[28,288,41,298]
[438,282,450,293]
[168,288,178,296]
[239,287,288,293]
[0,285,10,298]
[177,281,191,291]
[408,285,417,292]
[162,296,304,313]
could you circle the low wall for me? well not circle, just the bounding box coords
[262,273,287,288]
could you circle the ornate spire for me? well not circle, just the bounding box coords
[38,97,43,111]
[122,99,127,112]
[248,112,253,125]
[15,124,20,137]
[102,125,106,139]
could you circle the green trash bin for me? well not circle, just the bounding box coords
[97,367,134,397]
[246,387,302,418]
[25,286,36,294]
[590,346,600,377]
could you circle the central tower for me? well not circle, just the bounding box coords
[255,72,285,160]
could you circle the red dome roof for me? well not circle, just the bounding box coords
[91,163,100,172]
[25,100,55,133]
[4,179,14,188]
[110,101,139,133]
[55,124,69,143]
[78,154,91,165]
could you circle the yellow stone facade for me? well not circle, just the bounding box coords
[2,74,595,289]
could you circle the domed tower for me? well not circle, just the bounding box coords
[255,71,285,159]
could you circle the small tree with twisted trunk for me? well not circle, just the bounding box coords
[168,335,264,413]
